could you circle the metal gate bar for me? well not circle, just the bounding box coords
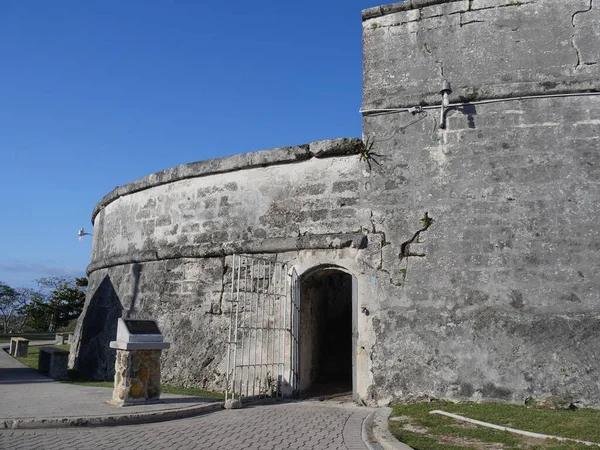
[290,268,300,393]
[225,255,289,401]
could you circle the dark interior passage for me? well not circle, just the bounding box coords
[299,269,353,395]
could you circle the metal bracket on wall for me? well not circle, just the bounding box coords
[439,80,452,129]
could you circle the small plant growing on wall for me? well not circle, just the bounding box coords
[357,136,382,170]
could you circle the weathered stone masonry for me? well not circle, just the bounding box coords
[72,0,600,406]
[361,0,600,406]
[70,138,379,395]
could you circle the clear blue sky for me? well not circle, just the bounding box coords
[0,1,385,288]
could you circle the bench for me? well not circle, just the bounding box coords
[55,332,73,345]
[9,337,29,357]
[38,347,69,379]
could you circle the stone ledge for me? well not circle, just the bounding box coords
[0,402,223,430]
[109,341,171,350]
[91,138,363,223]
[364,407,414,450]
[362,80,600,111]
[86,231,378,275]
[362,0,463,21]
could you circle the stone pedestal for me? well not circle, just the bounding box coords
[108,348,166,406]
[10,338,29,357]
[107,319,170,407]
[55,333,72,345]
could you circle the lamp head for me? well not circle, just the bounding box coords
[440,80,452,95]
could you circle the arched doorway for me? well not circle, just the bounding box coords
[298,267,356,397]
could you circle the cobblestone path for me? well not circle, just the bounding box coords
[0,401,371,450]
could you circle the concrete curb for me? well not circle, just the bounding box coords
[430,410,600,447]
[362,407,414,450]
[1,401,223,430]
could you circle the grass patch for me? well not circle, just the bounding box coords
[390,401,600,450]
[161,385,224,399]
[65,379,115,388]
[12,344,223,399]
[0,333,56,343]
[64,380,223,399]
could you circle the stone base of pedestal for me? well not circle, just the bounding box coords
[109,349,162,407]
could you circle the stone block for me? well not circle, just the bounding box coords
[38,347,69,379]
[224,398,242,409]
[55,333,71,345]
[10,338,29,357]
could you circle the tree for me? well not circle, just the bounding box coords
[14,288,44,332]
[25,276,87,332]
[0,281,26,333]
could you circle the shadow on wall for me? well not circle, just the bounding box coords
[459,103,477,129]
[73,275,123,380]
[125,263,141,319]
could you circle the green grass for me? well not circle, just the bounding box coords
[161,385,224,399]
[389,401,600,450]
[0,333,56,343]
[12,344,223,400]
[65,379,114,388]
[65,380,223,399]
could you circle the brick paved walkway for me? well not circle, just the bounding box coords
[0,401,371,450]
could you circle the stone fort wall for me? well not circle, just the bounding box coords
[360,0,600,405]
[70,139,378,393]
[72,0,600,405]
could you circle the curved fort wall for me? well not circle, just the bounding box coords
[72,0,600,405]
[70,139,376,392]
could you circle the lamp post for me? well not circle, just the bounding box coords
[78,228,92,242]
[439,80,452,129]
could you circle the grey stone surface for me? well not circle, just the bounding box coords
[360,0,600,406]
[91,138,363,222]
[55,333,71,345]
[224,399,242,409]
[13,343,28,358]
[38,347,69,380]
[11,338,29,358]
[71,139,371,392]
[362,0,599,109]
[71,0,600,408]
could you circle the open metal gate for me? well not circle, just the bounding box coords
[225,255,300,401]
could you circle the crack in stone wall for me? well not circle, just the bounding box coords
[572,0,594,68]
[363,0,598,110]
[399,212,434,261]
